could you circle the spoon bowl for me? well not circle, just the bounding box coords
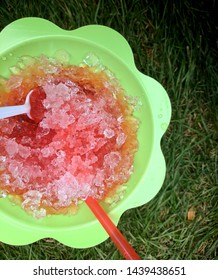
[0,89,32,119]
[0,87,46,122]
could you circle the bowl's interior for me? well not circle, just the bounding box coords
[0,36,153,230]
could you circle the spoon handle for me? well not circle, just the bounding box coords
[86,197,141,260]
[0,104,29,119]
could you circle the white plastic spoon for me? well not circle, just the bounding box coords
[0,90,33,119]
[0,87,46,122]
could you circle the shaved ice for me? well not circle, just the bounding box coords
[0,53,139,218]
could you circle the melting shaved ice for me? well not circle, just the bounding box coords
[0,53,139,218]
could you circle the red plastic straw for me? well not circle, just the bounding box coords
[86,197,141,260]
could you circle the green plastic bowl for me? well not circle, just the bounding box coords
[0,18,171,248]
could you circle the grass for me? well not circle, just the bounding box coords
[0,0,217,260]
